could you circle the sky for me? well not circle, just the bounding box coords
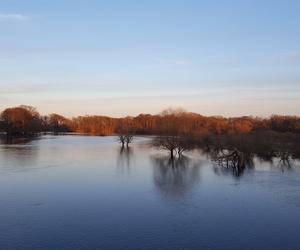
[0,0,300,117]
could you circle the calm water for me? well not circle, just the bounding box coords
[1,135,300,249]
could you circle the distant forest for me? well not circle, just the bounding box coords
[1,105,300,137]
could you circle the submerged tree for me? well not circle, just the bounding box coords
[176,136,193,158]
[152,109,195,159]
[118,134,126,148]
[125,134,133,148]
[201,131,300,176]
[153,135,193,159]
[153,136,178,159]
[117,117,134,148]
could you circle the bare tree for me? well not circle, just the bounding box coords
[176,136,194,158]
[153,136,178,159]
[153,134,193,159]
[118,134,126,148]
[117,118,134,148]
[125,134,134,148]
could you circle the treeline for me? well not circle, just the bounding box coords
[1,106,300,136]
[0,106,72,136]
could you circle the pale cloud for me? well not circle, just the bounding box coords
[274,51,300,63]
[0,83,50,94]
[0,14,30,21]
[154,57,191,66]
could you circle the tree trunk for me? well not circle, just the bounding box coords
[170,149,174,159]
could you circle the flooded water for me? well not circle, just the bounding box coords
[0,135,300,249]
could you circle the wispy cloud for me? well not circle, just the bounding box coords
[154,57,191,66]
[0,14,30,21]
[0,83,50,94]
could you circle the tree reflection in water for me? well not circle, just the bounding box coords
[151,155,201,199]
[0,135,39,145]
[212,154,297,177]
[209,146,298,177]
[0,136,39,172]
[117,146,133,173]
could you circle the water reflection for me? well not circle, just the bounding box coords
[278,151,294,169]
[117,147,133,173]
[212,151,254,177]
[199,131,300,177]
[0,136,39,145]
[211,151,298,177]
[0,139,39,173]
[1,135,300,249]
[212,163,251,177]
[151,155,201,199]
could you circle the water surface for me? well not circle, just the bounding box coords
[1,135,300,249]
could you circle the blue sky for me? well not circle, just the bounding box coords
[1,0,300,117]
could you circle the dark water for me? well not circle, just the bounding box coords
[0,135,300,249]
